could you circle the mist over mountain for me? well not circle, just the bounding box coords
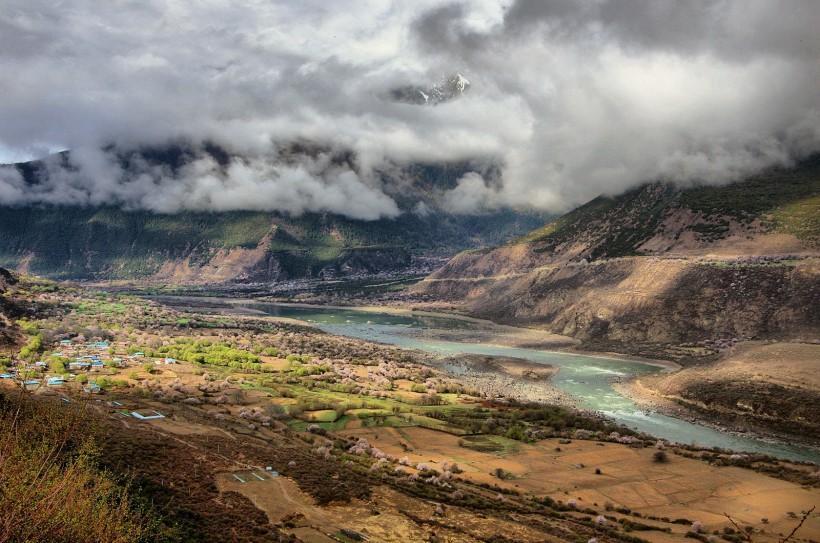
[389,73,471,105]
[2,1,818,217]
[0,149,551,282]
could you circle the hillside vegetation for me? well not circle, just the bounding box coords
[517,155,820,261]
[0,390,156,543]
[0,206,548,283]
[0,268,24,351]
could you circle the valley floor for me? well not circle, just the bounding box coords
[2,280,818,543]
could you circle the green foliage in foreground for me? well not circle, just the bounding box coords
[0,390,156,542]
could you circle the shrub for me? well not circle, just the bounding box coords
[653,450,669,463]
[0,390,156,541]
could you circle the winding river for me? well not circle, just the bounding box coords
[182,299,820,463]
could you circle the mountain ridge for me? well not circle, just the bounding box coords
[0,149,550,283]
[410,156,820,352]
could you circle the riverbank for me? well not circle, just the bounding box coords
[613,376,820,452]
[146,294,820,462]
[151,295,683,371]
[430,354,579,409]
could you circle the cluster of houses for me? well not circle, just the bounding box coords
[1,338,178,392]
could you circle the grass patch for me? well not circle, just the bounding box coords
[403,414,471,435]
[459,435,522,455]
[347,408,392,419]
[304,410,341,422]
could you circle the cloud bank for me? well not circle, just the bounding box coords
[0,0,818,217]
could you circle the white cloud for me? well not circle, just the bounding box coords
[0,0,817,216]
[441,172,499,214]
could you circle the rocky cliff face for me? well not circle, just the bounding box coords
[411,158,820,350]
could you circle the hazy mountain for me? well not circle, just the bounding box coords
[0,146,550,283]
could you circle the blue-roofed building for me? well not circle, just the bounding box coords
[47,377,66,386]
[131,410,165,420]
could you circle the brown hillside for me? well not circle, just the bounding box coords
[632,342,820,443]
[415,255,819,345]
[412,159,820,348]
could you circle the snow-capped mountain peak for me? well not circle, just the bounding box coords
[389,72,471,106]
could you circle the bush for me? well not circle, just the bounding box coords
[653,450,669,463]
[0,390,156,542]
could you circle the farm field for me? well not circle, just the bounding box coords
[0,275,817,542]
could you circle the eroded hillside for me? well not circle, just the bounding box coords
[411,158,820,353]
[622,342,820,445]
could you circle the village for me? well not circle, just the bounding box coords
[0,284,817,543]
[1,337,178,394]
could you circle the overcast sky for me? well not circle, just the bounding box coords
[1,0,818,218]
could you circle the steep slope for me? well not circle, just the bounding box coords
[631,342,820,442]
[0,207,548,283]
[0,267,23,350]
[0,147,551,283]
[411,157,820,352]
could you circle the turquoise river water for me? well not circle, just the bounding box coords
[227,302,818,463]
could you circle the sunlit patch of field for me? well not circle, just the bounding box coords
[339,426,820,542]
